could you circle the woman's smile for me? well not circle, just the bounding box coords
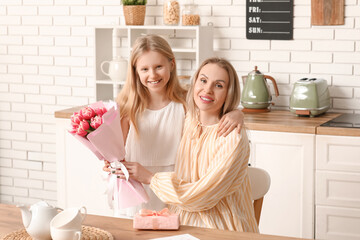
[199,95,214,103]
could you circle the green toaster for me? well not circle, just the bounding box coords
[289,78,330,117]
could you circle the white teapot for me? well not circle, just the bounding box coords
[100,56,128,82]
[18,201,62,240]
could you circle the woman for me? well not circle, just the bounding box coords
[119,57,258,232]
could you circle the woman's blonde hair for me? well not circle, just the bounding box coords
[186,57,241,119]
[117,34,187,133]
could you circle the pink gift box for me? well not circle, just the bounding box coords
[133,209,180,230]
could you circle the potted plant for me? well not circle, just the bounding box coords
[122,0,147,25]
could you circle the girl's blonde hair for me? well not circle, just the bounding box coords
[186,57,241,119]
[117,34,187,133]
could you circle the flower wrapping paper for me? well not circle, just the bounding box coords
[133,208,180,230]
[69,101,149,209]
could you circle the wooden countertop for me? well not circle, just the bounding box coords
[316,126,360,137]
[54,105,84,119]
[54,106,360,136]
[0,204,309,240]
[243,110,341,134]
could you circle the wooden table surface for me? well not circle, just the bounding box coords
[0,204,310,240]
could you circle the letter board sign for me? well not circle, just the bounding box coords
[246,0,294,40]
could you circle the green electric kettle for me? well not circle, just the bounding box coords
[241,66,279,111]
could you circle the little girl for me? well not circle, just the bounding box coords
[104,35,243,218]
[119,57,258,232]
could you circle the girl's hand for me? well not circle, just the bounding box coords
[115,162,154,185]
[102,159,126,174]
[218,109,244,137]
[103,160,111,173]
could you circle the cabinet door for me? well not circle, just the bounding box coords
[316,205,360,240]
[248,130,315,239]
[56,119,113,217]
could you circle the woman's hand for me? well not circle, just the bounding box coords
[218,109,244,137]
[114,162,154,185]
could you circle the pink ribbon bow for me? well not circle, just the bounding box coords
[139,208,170,217]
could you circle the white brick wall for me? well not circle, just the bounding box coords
[0,0,359,205]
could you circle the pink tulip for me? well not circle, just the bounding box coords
[80,107,95,120]
[71,112,82,126]
[77,120,90,137]
[90,115,103,129]
[95,107,107,117]
[77,127,87,137]
[68,125,78,134]
[79,120,90,130]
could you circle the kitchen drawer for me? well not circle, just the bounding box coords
[316,135,360,172]
[316,205,360,240]
[316,171,360,208]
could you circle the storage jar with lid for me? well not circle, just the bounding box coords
[182,0,200,26]
[163,0,180,25]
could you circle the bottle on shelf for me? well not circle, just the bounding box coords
[163,0,180,25]
[182,0,200,26]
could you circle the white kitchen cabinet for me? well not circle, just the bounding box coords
[247,130,315,239]
[56,118,114,217]
[95,25,214,101]
[315,135,360,240]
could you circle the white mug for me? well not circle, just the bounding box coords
[50,227,81,240]
[50,206,87,229]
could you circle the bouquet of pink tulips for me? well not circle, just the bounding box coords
[69,105,107,137]
[68,101,149,209]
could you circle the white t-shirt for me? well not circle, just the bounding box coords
[115,101,185,218]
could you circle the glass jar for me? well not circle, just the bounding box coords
[181,2,200,26]
[163,0,180,25]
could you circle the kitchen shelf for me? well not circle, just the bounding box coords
[95,80,126,85]
[94,25,214,101]
[170,48,197,53]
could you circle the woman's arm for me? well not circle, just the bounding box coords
[217,109,244,137]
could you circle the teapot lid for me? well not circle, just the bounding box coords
[30,201,54,210]
[249,66,263,75]
[112,55,126,61]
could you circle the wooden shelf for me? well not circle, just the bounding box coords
[95,80,126,85]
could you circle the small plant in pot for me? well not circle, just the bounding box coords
[122,0,147,25]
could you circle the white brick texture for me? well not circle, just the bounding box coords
[38,6,70,16]
[0,1,359,207]
[14,178,43,189]
[13,160,42,170]
[55,77,86,87]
